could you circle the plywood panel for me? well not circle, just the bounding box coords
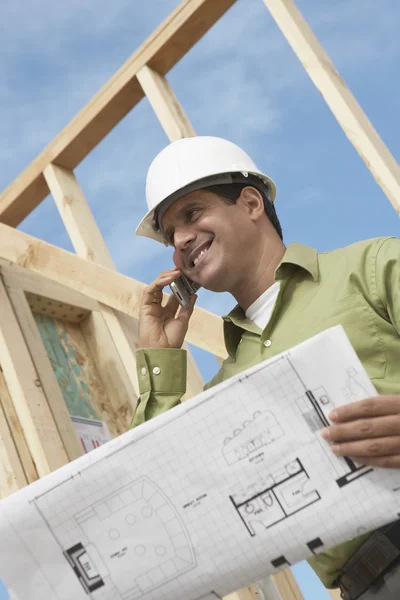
[34,314,127,446]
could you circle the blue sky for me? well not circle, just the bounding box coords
[1,0,399,598]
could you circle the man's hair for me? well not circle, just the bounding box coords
[201,175,283,240]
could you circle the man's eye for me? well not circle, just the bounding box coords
[187,208,200,220]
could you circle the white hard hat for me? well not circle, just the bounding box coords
[136,136,276,243]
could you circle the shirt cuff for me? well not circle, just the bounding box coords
[136,348,187,395]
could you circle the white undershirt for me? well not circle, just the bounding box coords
[245,282,281,330]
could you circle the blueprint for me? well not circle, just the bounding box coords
[1,325,400,599]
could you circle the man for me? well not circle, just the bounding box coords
[133,135,400,598]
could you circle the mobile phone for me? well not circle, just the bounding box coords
[169,274,201,308]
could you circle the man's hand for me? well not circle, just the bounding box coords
[321,395,400,468]
[138,268,197,349]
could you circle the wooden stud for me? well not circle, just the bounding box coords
[272,570,304,600]
[263,0,400,214]
[4,282,82,461]
[328,589,342,600]
[137,65,196,140]
[0,276,69,476]
[0,222,227,359]
[0,0,236,226]
[0,367,38,485]
[43,164,115,268]
[44,163,148,404]
[0,372,29,496]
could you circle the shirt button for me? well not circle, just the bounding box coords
[153,367,161,375]
[141,367,147,376]
[264,339,272,348]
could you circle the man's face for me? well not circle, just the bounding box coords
[160,189,262,293]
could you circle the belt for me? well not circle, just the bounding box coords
[336,520,400,600]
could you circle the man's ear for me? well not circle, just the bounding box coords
[237,186,265,222]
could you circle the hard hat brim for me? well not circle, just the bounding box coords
[136,171,276,244]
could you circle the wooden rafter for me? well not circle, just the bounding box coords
[0,0,236,226]
[263,0,400,213]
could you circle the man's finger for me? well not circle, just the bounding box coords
[329,396,400,423]
[321,415,400,442]
[330,435,400,459]
[142,271,180,306]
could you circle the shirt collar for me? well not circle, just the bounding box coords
[222,242,319,357]
[274,242,319,282]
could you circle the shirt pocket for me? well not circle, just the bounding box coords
[312,293,386,380]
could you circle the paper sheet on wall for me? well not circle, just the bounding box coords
[1,325,399,600]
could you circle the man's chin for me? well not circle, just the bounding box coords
[200,277,228,294]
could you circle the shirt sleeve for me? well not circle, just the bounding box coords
[130,348,187,428]
[375,237,400,335]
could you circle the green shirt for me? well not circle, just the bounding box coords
[132,237,400,588]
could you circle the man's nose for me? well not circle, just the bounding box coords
[174,227,195,250]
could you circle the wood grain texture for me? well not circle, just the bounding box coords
[137,65,196,141]
[0,368,38,486]
[0,372,29,497]
[0,276,68,475]
[6,287,82,461]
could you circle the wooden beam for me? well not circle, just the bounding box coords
[0,260,98,314]
[0,276,69,476]
[44,163,142,403]
[137,65,196,140]
[43,164,116,267]
[0,367,38,486]
[328,589,342,600]
[272,570,304,600]
[0,373,29,496]
[4,281,83,461]
[0,222,227,359]
[134,71,203,397]
[263,0,400,214]
[0,0,236,226]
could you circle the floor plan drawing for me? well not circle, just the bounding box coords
[294,383,373,488]
[2,327,398,600]
[230,459,321,537]
[34,477,196,599]
[222,410,284,465]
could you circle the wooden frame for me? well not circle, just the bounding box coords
[0,368,37,497]
[0,222,227,360]
[1,262,137,445]
[0,0,397,597]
